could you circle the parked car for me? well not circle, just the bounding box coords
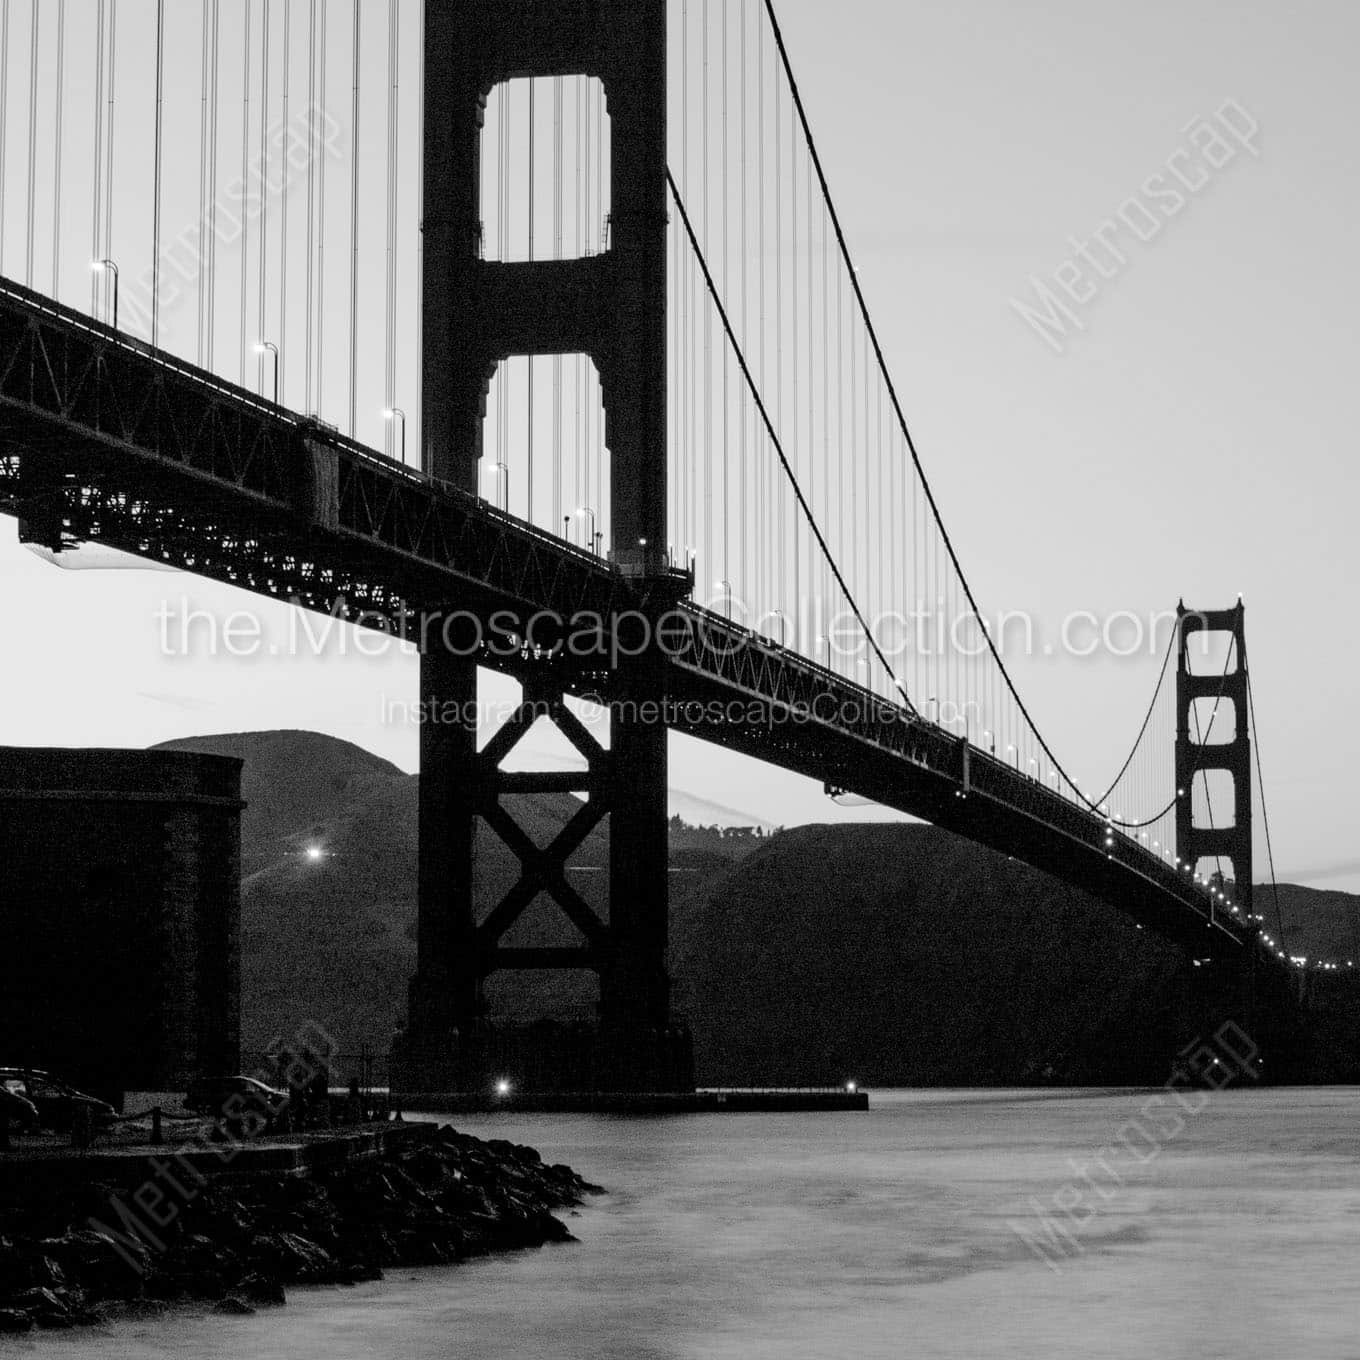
[0,1069,116,1133]
[185,1074,289,1124]
[0,1083,39,1132]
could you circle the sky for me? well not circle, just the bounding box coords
[0,0,1357,888]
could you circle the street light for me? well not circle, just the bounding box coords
[770,609,787,646]
[91,259,119,329]
[575,506,597,553]
[488,462,510,511]
[715,579,733,619]
[254,341,280,403]
[928,695,939,724]
[383,406,407,462]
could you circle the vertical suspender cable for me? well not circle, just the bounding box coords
[527,77,535,522]
[314,0,327,416]
[152,0,164,345]
[416,0,425,463]
[50,0,63,299]
[0,0,8,278]
[197,0,211,361]
[384,0,398,455]
[258,0,271,387]
[25,0,37,285]
[304,0,316,410]
[739,3,748,596]
[720,6,728,602]
[280,0,290,406]
[348,0,359,436]
[239,0,251,383]
[594,86,603,516]
[553,75,562,521]
[207,0,220,369]
[89,0,104,311]
[104,0,117,323]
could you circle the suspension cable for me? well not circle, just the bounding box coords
[669,170,914,713]
[50,0,63,299]
[0,0,9,277]
[1093,621,1177,808]
[151,0,164,345]
[761,0,1169,818]
[348,0,359,436]
[1247,664,1285,950]
[25,0,37,286]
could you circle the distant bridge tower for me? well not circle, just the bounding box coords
[1175,601,1253,922]
[397,0,687,1093]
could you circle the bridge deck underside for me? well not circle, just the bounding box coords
[0,276,1249,956]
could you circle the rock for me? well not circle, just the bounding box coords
[237,1272,287,1306]
[0,1286,90,1329]
[248,1230,339,1284]
[0,1241,66,1294]
[0,1124,602,1333]
[39,1229,148,1300]
[536,1213,576,1244]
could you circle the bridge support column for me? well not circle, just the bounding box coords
[597,653,674,1088]
[1176,600,1260,1062]
[395,0,683,1095]
[1176,601,1253,921]
[393,644,484,1091]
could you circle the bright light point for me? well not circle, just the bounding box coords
[845,1080,857,1093]
[91,260,105,271]
[305,845,324,862]
[383,408,396,418]
[495,1079,512,1096]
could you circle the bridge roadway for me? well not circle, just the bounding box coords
[0,275,1248,954]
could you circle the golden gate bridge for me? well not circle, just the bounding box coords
[0,0,1320,1090]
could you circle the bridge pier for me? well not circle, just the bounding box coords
[392,0,683,1095]
[393,652,692,1095]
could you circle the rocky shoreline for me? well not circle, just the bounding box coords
[0,1125,601,1334]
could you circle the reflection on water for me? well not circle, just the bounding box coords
[19,1088,1360,1359]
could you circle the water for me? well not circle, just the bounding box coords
[17,1088,1360,1358]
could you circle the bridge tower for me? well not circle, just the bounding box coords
[1175,601,1252,921]
[395,0,688,1093]
[1174,601,1261,1063]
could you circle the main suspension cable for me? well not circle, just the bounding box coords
[669,170,914,713]
[761,0,1162,818]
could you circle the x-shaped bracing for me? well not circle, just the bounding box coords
[473,680,613,978]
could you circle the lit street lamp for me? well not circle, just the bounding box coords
[715,579,733,619]
[383,406,407,462]
[488,462,510,511]
[575,506,597,553]
[91,259,119,330]
[254,341,280,404]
